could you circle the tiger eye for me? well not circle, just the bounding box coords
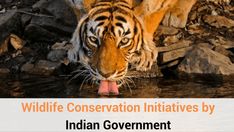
[89,36,98,43]
[121,38,130,45]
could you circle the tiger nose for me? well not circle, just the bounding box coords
[99,70,115,78]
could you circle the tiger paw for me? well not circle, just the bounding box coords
[135,48,158,71]
[162,0,197,28]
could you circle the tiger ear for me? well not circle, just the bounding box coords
[65,0,96,20]
[134,0,178,35]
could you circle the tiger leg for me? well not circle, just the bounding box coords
[162,0,197,28]
[133,0,178,71]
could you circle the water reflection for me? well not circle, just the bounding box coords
[0,74,233,98]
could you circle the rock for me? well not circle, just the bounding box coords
[35,60,61,75]
[206,0,231,5]
[21,14,32,27]
[25,24,58,42]
[0,34,25,56]
[21,63,34,73]
[21,0,38,6]
[158,40,192,52]
[0,8,6,13]
[159,46,192,64]
[21,60,61,76]
[0,10,21,44]
[25,0,77,41]
[47,49,67,62]
[51,41,71,50]
[203,15,234,28]
[158,40,192,64]
[9,34,25,50]
[209,36,234,49]
[156,26,179,36]
[188,24,206,35]
[0,68,10,74]
[127,64,162,78]
[47,41,71,62]
[214,45,234,63]
[5,0,13,4]
[160,60,180,69]
[33,0,76,26]
[178,45,234,75]
[0,36,9,55]
[163,35,180,45]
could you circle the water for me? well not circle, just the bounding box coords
[0,74,234,98]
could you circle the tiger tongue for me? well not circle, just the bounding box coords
[98,80,119,95]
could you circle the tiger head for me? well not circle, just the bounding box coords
[67,0,171,95]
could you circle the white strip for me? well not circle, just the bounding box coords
[0,99,233,132]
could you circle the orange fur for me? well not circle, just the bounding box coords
[67,0,197,80]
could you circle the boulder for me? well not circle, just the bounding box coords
[158,40,192,52]
[214,45,234,63]
[21,0,38,6]
[0,10,21,44]
[0,68,10,74]
[25,24,59,42]
[21,60,61,76]
[178,45,234,75]
[25,0,77,41]
[203,15,234,28]
[47,49,67,62]
[155,26,179,36]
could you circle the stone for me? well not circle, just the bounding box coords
[35,60,61,75]
[9,34,25,50]
[21,60,61,76]
[5,0,13,4]
[159,46,192,64]
[47,41,71,62]
[25,0,77,41]
[0,8,6,13]
[158,40,192,52]
[188,24,206,35]
[209,37,234,49]
[155,26,179,36]
[21,0,38,6]
[0,10,21,44]
[21,63,34,73]
[158,40,192,64]
[0,36,9,55]
[21,14,32,27]
[51,41,71,50]
[0,68,10,74]
[160,60,180,69]
[127,64,162,78]
[178,45,234,75]
[203,15,234,28]
[206,0,231,5]
[163,35,180,45]
[214,45,234,63]
[25,24,59,42]
[47,49,67,62]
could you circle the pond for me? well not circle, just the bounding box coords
[0,74,234,98]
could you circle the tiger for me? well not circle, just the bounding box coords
[66,0,196,95]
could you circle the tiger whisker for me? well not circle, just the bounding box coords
[120,77,133,95]
[125,77,136,88]
[68,70,88,84]
[79,74,92,91]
